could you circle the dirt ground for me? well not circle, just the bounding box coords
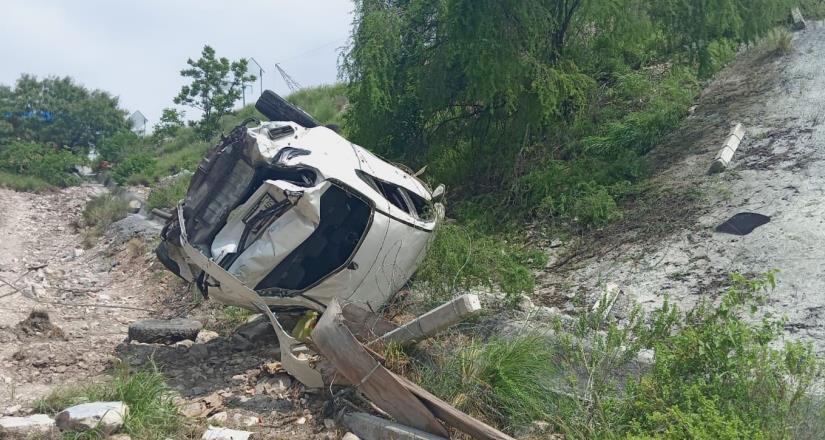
[0,185,336,438]
[536,22,825,353]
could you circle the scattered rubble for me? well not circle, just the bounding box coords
[55,401,129,434]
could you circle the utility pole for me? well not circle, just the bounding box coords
[250,57,265,97]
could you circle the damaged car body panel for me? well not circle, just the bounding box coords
[157,93,443,315]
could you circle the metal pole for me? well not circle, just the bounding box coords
[250,58,265,97]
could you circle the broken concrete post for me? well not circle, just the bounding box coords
[373,294,481,347]
[343,412,447,440]
[201,426,253,440]
[313,299,449,437]
[791,7,807,31]
[55,401,128,434]
[0,414,56,437]
[709,123,745,173]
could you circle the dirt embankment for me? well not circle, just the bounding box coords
[537,22,825,353]
[0,184,164,405]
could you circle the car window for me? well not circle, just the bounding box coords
[357,170,434,221]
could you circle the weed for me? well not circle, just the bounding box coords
[416,273,823,437]
[0,170,52,192]
[82,193,130,247]
[413,224,546,305]
[147,175,190,211]
[35,363,187,439]
[758,27,794,56]
[420,336,557,430]
[207,306,253,335]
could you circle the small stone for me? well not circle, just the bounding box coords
[179,401,208,418]
[127,200,141,213]
[242,415,259,426]
[231,374,247,383]
[175,339,195,349]
[341,433,360,440]
[256,374,292,395]
[3,404,21,416]
[296,416,306,425]
[55,401,128,434]
[0,414,55,435]
[323,418,335,430]
[196,330,220,344]
[207,411,227,425]
[73,248,84,258]
[201,426,253,440]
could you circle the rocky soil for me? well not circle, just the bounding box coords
[0,185,340,438]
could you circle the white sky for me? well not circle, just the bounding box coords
[0,0,354,125]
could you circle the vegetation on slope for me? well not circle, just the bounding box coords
[341,0,803,231]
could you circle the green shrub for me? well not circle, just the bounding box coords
[36,363,185,439]
[0,170,51,192]
[111,153,157,185]
[420,336,557,429]
[759,27,794,56]
[413,224,546,304]
[0,141,82,187]
[82,193,130,247]
[416,273,822,437]
[147,175,190,210]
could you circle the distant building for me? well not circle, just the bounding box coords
[129,110,148,136]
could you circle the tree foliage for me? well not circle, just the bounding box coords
[0,75,128,150]
[173,45,255,137]
[343,0,794,228]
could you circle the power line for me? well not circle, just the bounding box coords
[274,38,347,65]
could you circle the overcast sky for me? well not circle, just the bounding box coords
[0,0,354,125]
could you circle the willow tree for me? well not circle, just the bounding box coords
[343,0,795,211]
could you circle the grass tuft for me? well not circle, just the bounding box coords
[82,193,130,248]
[35,363,186,440]
[0,170,52,192]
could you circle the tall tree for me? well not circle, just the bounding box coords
[173,45,255,137]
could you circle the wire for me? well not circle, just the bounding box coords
[274,38,347,65]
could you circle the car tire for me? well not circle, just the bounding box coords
[255,90,319,128]
[128,318,203,344]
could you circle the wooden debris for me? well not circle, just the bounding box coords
[342,412,448,440]
[372,294,481,347]
[791,7,806,31]
[341,302,398,341]
[312,299,449,437]
[392,373,517,440]
[709,123,745,173]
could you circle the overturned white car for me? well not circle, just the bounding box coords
[157,91,444,314]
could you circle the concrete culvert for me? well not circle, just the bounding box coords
[128,318,202,344]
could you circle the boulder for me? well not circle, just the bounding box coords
[55,401,128,434]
